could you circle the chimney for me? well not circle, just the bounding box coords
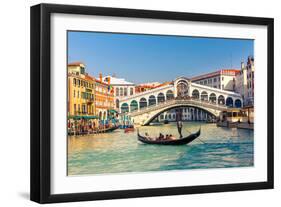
[99,73,102,82]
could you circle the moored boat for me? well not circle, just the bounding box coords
[97,126,119,133]
[149,122,163,126]
[124,127,135,133]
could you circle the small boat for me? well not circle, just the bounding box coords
[163,120,169,124]
[137,128,201,145]
[149,122,163,126]
[99,126,119,133]
[124,127,135,133]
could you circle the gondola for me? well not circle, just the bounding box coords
[163,120,169,124]
[99,126,119,133]
[137,127,201,145]
[124,127,135,133]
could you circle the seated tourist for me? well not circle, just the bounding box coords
[169,134,176,140]
[158,133,164,140]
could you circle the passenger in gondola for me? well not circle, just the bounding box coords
[158,133,164,140]
[169,134,176,140]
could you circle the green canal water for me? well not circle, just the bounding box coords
[67,122,254,176]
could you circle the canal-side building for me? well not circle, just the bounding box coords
[67,62,95,117]
[234,56,255,106]
[191,69,240,91]
[95,73,115,121]
[103,75,135,110]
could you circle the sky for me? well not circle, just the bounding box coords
[68,31,253,84]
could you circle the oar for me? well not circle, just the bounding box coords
[197,137,206,144]
[186,127,205,144]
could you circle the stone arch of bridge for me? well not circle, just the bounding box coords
[142,104,218,126]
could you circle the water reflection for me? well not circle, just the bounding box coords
[68,122,253,175]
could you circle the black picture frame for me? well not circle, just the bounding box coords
[30,3,274,204]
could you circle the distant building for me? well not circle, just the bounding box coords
[135,84,156,93]
[234,56,255,106]
[191,69,240,91]
[103,75,135,110]
[135,82,171,93]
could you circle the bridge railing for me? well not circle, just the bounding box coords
[121,98,228,116]
[119,84,173,102]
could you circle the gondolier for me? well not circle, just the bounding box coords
[176,108,183,138]
[177,120,183,138]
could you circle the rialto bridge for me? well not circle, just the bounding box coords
[118,77,243,125]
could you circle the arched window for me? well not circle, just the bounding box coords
[73,78,76,85]
[99,111,102,119]
[201,91,208,101]
[116,88,119,96]
[130,100,138,112]
[177,80,188,97]
[218,95,225,105]
[121,103,129,113]
[148,95,156,106]
[235,99,242,108]
[157,93,165,103]
[209,93,216,103]
[130,88,134,96]
[139,98,147,109]
[226,97,234,107]
[166,90,174,100]
[116,99,120,109]
[192,89,200,99]
[103,111,107,120]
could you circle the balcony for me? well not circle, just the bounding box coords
[87,98,94,103]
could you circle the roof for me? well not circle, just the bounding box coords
[221,69,240,75]
[136,85,154,89]
[103,76,135,85]
[95,78,108,86]
[137,82,161,87]
[191,69,240,81]
[85,74,95,81]
[154,81,173,88]
[68,62,85,67]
